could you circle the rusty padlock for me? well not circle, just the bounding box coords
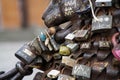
[112,32,120,61]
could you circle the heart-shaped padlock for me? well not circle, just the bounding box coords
[112,32,120,61]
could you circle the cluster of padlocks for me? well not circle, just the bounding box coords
[1,0,120,80]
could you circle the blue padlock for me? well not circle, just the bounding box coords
[39,32,46,41]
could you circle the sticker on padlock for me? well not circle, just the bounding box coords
[95,0,112,7]
[99,41,110,49]
[47,70,60,79]
[72,64,91,79]
[92,15,112,33]
[67,43,79,52]
[80,42,91,50]
[75,30,89,41]
[57,74,75,80]
[112,33,120,61]
[59,46,71,56]
[62,56,76,67]
[15,44,36,64]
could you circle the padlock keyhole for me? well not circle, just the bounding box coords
[101,2,106,6]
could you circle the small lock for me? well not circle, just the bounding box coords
[61,56,76,67]
[112,32,120,61]
[59,46,71,56]
[99,41,110,49]
[74,30,89,41]
[65,33,75,41]
[95,0,112,7]
[47,70,60,79]
[15,43,36,64]
[92,62,108,73]
[53,53,62,60]
[92,15,112,33]
[80,42,91,50]
[57,74,75,80]
[72,64,91,79]
[30,38,42,55]
[39,32,46,42]
[67,43,79,52]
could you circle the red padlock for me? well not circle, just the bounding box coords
[112,32,120,61]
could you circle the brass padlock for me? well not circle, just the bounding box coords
[72,64,91,79]
[75,30,89,41]
[59,46,71,56]
[57,74,75,80]
[80,42,91,50]
[61,56,76,67]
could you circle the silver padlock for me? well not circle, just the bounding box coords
[72,64,91,79]
[57,74,75,80]
[65,33,75,41]
[67,43,79,52]
[47,70,60,79]
[95,0,112,7]
[92,15,112,33]
[80,42,91,50]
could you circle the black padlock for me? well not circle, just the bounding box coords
[15,43,37,64]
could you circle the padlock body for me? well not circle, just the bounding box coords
[95,0,112,7]
[15,44,36,64]
[112,45,120,61]
[72,64,91,79]
[92,15,112,33]
[58,74,75,80]
[75,30,89,41]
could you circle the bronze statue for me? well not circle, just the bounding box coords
[0,0,120,80]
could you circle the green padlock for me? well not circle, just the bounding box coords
[59,46,71,56]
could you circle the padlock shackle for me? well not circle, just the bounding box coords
[112,33,120,46]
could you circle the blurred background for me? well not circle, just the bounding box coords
[0,0,50,80]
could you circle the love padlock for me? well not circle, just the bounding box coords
[112,32,120,61]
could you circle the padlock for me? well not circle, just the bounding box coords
[39,32,46,42]
[92,62,108,73]
[112,32,120,61]
[74,30,90,41]
[61,56,76,67]
[95,0,112,7]
[106,66,119,78]
[57,74,75,80]
[59,46,71,56]
[41,53,53,62]
[53,53,62,60]
[80,42,91,50]
[67,43,79,52]
[47,70,60,79]
[92,15,112,33]
[15,43,37,64]
[99,41,110,49]
[72,64,91,79]
[65,33,75,41]
[97,50,111,61]
[30,38,42,55]
[37,36,49,52]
